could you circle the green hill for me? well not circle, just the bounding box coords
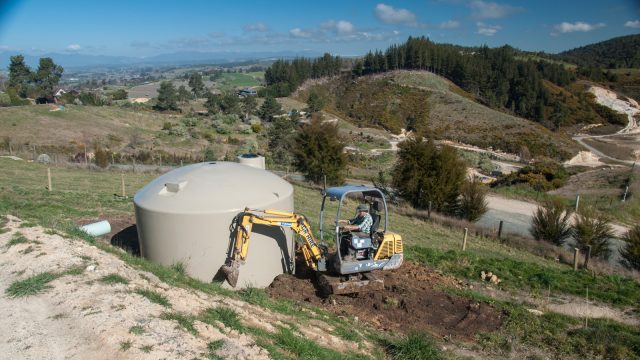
[558,34,640,69]
[296,71,580,160]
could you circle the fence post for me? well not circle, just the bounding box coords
[180,159,183,167]
[573,248,580,271]
[47,168,52,192]
[427,201,432,220]
[498,220,504,239]
[132,158,136,173]
[462,228,468,251]
[121,173,126,197]
[622,186,629,202]
[584,245,592,269]
[575,195,580,213]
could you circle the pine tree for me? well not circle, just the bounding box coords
[8,55,33,98]
[258,96,282,122]
[392,138,466,214]
[293,114,346,185]
[154,81,179,111]
[188,72,206,98]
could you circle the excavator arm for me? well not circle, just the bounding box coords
[220,207,325,287]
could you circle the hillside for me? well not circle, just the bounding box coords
[558,34,640,69]
[2,158,640,359]
[0,104,261,164]
[296,71,581,160]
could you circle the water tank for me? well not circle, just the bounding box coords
[133,161,294,288]
[237,153,266,169]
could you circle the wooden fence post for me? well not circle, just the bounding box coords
[584,245,592,270]
[462,228,468,251]
[573,248,580,271]
[121,174,126,197]
[47,168,52,192]
[575,195,580,213]
[427,201,432,220]
[498,220,504,239]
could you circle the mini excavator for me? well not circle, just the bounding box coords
[219,185,403,296]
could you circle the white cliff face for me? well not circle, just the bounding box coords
[589,85,640,134]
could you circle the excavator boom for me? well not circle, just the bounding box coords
[220,208,325,287]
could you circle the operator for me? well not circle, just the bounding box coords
[338,204,373,233]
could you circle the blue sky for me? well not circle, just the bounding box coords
[0,0,638,57]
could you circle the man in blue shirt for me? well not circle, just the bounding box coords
[339,204,373,233]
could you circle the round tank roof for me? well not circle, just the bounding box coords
[134,162,293,214]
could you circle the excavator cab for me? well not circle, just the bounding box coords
[320,185,403,280]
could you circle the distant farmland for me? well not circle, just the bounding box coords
[127,72,264,99]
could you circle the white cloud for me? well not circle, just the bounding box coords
[624,20,640,28]
[321,20,355,35]
[375,3,417,25]
[243,22,269,33]
[289,28,312,38]
[554,21,606,33]
[439,20,460,29]
[476,22,501,36]
[470,1,522,19]
[66,44,81,51]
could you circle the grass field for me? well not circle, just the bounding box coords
[2,147,639,358]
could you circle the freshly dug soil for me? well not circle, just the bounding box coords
[267,262,503,341]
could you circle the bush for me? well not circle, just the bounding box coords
[573,208,614,259]
[620,225,640,270]
[0,92,11,107]
[392,138,466,215]
[94,145,110,168]
[162,122,173,131]
[110,89,128,100]
[530,200,573,246]
[458,179,488,222]
[493,161,568,192]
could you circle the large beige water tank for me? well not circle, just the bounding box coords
[133,161,294,288]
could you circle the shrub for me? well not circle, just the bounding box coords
[94,145,110,168]
[162,122,173,131]
[458,179,488,222]
[530,200,573,246]
[392,138,466,215]
[620,225,640,270]
[573,208,614,259]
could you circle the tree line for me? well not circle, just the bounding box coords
[5,55,64,104]
[263,36,622,126]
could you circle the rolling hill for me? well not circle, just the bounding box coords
[557,34,640,69]
[295,71,581,160]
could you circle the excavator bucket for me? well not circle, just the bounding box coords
[317,272,384,296]
[219,261,241,288]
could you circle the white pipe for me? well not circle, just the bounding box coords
[80,220,111,237]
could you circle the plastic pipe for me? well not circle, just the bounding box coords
[80,220,111,237]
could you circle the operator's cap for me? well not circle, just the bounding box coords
[357,204,369,212]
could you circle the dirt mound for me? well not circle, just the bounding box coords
[267,262,503,341]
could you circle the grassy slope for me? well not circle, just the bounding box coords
[2,160,640,358]
[298,71,580,160]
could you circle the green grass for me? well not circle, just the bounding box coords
[218,72,262,88]
[135,288,171,307]
[119,340,132,352]
[5,265,84,297]
[100,273,129,285]
[6,232,29,247]
[129,325,145,335]
[200,307,244,332]
[207,340,225,360]
[140,345,153,353]
[408,245,640,307]
[382,332,441,360]
[160,311,198,335]
[5,272,58,297]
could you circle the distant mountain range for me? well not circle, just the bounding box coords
[0,50,323,70]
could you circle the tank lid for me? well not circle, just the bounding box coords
[134,162,293,214]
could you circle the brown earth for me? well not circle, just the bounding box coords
[267,261,504,341]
